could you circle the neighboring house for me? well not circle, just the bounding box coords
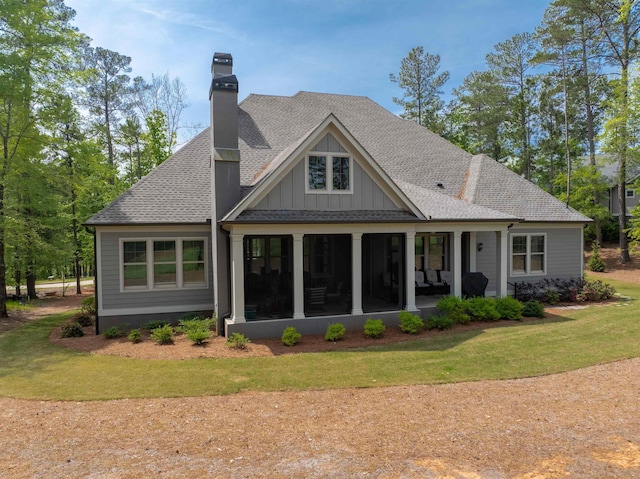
[599,161,640,218]
[85,53,590,338]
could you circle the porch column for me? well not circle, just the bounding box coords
[496,230,508,297]
[469,231,477,273]
[453,231,462,297]
[229,233,245,323]
[351,232,363,315]
[405,231,417,311]
[293,233,305,319]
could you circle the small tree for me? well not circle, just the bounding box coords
[588,240,606,272]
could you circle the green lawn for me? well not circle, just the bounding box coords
[0,280,638,401]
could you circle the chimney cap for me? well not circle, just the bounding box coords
[213,52,233,66]
[210,74,239,96]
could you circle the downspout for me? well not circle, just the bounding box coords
[219,224,232,336]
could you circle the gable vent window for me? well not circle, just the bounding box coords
[306,153,352,194]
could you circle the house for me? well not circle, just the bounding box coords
[599,161,640,218]
[85,52,590,338]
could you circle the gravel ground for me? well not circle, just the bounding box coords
[1,246,639,478]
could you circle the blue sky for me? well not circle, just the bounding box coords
[65,0,552,141]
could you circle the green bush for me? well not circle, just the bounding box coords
[150,324,174,344]
[522,300,545,318]
[225,332,250,349]
[142,320,171,330]
[581,279,616,301]
[466,297,500,321]
[426,315,455,331]
[588,241,606,272]
[61,322,84,338]
[103,325,127,339]
[436,296,470,324]
[281,327,302,346]
[494,297,523,320]
[398,310,424,334]
[364,318,385,338]
[72,312,93,327]
[178,311,205,322]
[178,317,215,334]
[185,329,211,345]
[325,323,346,341]
[80,296,96,315]
[128,329,142,343]
[544,289,561,305]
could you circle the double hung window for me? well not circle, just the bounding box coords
[121,238,207,291]
[511,234,546,276]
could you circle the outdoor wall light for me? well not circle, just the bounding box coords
[477,242,484,252]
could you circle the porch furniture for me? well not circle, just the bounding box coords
[326,281,343,303]
[439,270,452,294]
[305,286,327,312]
[414,271,431,295]
[462,272,489,298]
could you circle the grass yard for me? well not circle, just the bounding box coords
[0,280,638,401]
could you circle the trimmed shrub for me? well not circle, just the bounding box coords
[466,297,500,321]
[282,327,302,346]
[186,329,211,345]
[588,241,606,272]
[436,296,470,324]
[81,296,96,315]
[325,323,346,341]
[150,324,174,344]
[522,300,544,318]
[72,311,93,327]
[581,279,616,301]
[494,297,523,320]
[225,332,250,349]
[128,329,142,343]
[142,320,171,330]
[364,318,385,338]
[61,322,84,338]
[544,289,561,305]
[178,317,215,334]
[426,315,455,331]
[398,310,424,334]
[104,325,127,339]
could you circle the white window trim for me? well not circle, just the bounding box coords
[119,237,208,292]
[510,233,547,277]
[305,152,353,195]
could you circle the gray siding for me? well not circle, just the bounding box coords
[312,133,348,153]
[609,185,638,216]
[255,160,399,211]
[476,227,583,294]
[99,230,214,312]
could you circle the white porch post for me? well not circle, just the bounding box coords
[496,230,509,297]
[469,231,477,273]
[405,231,417,311]
[351,232,363,315]
[229,233,245,323]
[453,231,462,297]
[293,233,305,319]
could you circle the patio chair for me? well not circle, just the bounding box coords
[415,271,431,295]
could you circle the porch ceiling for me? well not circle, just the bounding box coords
[228,209,419,223]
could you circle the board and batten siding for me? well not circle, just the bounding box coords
[475,227,584,294]
[254,160,399,211]
[99,230,214,313]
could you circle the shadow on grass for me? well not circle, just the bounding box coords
[0,312,81,380]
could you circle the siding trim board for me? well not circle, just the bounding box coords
[99,303,215,317]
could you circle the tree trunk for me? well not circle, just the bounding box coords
[0,182,7,317]
[14,268,21,298]
[26,265,37,300]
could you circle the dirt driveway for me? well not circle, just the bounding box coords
[1,248,639,478]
